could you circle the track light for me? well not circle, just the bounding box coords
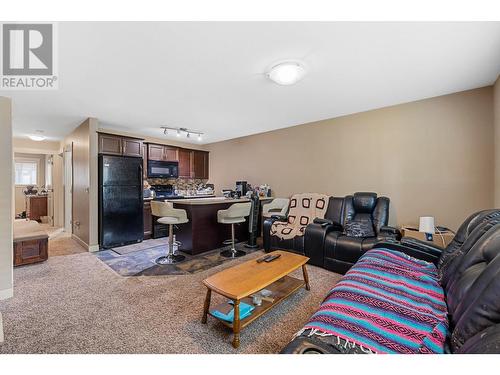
[161,126,204,141]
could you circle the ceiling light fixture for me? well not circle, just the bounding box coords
[29,130,46,142]
[161,126,203,141]
[267,61,306,85]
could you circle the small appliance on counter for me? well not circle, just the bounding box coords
[222,189,236,198]
[235,181,248,198]
[150,184,184,200]
[195,183,215,197]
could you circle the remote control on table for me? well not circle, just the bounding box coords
[257,255,272,263]
[264,254,281,263]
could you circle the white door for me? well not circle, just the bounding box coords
[63,148,72,233]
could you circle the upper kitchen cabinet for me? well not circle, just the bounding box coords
[178,149,209,179]
[192,150,209,179]
[142,144,147,179]
[164,147,179,162]
[178,148,192,178]
[148,144,164,160]
[98,133,122,155]
[147,143,179,162]
[98,133,143,158]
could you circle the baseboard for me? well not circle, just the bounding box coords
[71,234,100,252]
[0,288,13,301]
[88,244,99,252]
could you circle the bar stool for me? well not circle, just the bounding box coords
[150,201,189,264]
[218,202,252,258]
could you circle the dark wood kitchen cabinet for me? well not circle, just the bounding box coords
[164,147,179,161]
[98,133,143,158]
[143,201,152,240]
[147,144,164,161]
[122,138,143,157]
[178,149,192,178]
[142,144,148,179]
[147,143,179,162]
[98,134,122,155]
[134,139,209,179]
[192,150,209,179]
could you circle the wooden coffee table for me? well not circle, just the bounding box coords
[202,250,310,348]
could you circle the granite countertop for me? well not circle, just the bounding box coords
[169,197,251,205]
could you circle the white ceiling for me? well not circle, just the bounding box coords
[3,22,500,144]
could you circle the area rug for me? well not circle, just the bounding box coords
[95,241,261,276]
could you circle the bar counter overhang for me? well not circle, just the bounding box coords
[168,197,250,255]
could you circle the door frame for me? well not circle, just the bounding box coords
[63,144,73,234]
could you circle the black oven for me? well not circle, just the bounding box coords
[147,160,179,178]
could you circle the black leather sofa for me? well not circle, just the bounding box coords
[281,209,500,354]
[263,192,400,273]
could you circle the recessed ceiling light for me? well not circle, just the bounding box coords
[29,131,46,142]
[267,61,306,85]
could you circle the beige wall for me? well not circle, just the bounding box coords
[494,76,500,206]
[208,87,494,231]
[64,118,99,250]
[0,97,13,300]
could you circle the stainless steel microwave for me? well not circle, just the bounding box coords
[147,160,179,178]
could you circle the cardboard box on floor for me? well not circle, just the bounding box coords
[400,226,454,248]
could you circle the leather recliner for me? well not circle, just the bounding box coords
[263,192,400,271]
[308,192,400,274]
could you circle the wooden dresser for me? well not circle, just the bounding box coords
[26,195,48,221]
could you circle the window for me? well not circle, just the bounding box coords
[15,160,38,185]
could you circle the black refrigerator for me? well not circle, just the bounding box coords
[99,155,144,248]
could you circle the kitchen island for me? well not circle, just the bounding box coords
[169,197,251,255]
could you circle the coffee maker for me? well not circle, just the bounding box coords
[235,181,248,198]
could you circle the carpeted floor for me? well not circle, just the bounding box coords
[0,238,342,354]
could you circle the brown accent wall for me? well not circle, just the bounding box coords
[207,87,494,231]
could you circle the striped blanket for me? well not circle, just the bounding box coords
[298,248,449,354]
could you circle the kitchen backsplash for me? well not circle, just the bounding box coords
[146,178,208,190]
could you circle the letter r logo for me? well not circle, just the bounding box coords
[2,24,53,76]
